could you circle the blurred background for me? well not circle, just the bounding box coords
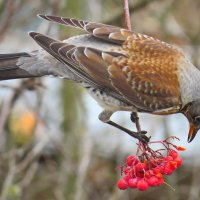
[0,0,199,199]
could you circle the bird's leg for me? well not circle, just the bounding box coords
[130,112,150,142]
[98,110,149,143]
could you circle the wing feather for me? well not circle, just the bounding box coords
[29,32,98,85]
[108,34,182,112]
[38,14,132,45]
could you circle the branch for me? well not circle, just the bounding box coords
[19,162,39,189]
[0,150,17,200]
[15,137,48,173]
[123,0,132,30]
[105,0,164,25]
[74,136,92,200]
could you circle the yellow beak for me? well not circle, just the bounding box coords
[188,123,197,143]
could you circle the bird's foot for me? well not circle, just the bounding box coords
[106,120,150,143]
[129,112,150,143]
[130,131,150,143]
[130,112,139,123]
[140,130,147,135]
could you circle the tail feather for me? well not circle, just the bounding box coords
[0,53,38,80]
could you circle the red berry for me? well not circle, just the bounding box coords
[155,172,163,179]
[164,156,173,162]
[157,177,164,186]
[154,166,164,174]
[123,175,131,182]
[137,179,149,191]
[174,156,183,167]
[145,170,154,178]
[155,158,163,165]
[153,167,161,174]
[136,171,145,178]
[128,177,140,188]
[117,178,129,190]
[163,164,174,175]
[134,158,139,165]
[135,162,147,172]
[126,155,135,166]
[169,161,177,169]
[147,176,159,187]
[168,150,178,158]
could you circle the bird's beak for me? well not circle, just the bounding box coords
[188,123,198,142]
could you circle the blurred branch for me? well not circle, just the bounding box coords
[188,159,200,200]
[75,135,92,200]
[105,0,164,26]
[0,149,17,200]
[45,0,60,34]
[54,155,70,200]
[19,161,39,189]
[50,0,60,15]
[0,79,39,138]
[0,0,20,41]
[15,137,48,173]
[0,81,24,138]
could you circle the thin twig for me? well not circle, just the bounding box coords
[19,161,39,189]
[15,137,48,173]
[105,0,164,25]
[123,0,132,30]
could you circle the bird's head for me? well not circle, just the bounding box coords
[183,101,200,142]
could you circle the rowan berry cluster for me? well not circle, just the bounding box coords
[117,137,185,191]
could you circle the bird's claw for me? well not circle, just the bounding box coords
[133,132,150,143]
[141,130,147,135]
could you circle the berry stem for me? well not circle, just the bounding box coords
[164,181,176,191]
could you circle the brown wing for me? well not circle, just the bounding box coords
[29,32,99,85]
[31,16,183,112]
[29,32,126,91]
[108,34,182,112]
[38,14,132,45]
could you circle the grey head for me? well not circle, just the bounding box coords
[182,100,200,142]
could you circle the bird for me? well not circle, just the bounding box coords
[0,14,200,142]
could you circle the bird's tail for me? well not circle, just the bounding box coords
[0,52,38,80]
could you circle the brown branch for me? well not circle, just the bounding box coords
[105,0,164,25]
[123,0,132,30]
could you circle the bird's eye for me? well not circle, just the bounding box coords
[195,116,200,123]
